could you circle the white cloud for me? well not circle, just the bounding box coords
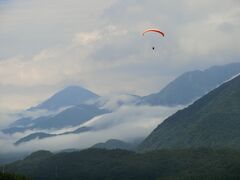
[73,32,102,45]
[0,111,16,129]
[0,0,239,112]
[177,8,240,58]
[92,93,139,111]
[0,104,182,153]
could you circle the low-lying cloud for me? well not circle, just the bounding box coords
[0,104,182,153]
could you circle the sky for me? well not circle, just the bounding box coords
[0,0,240,111]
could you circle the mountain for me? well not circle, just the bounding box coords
[30,85,99,111]
[139,75,240,151]
[91,139,134,150]
[10,117,33,128]
[3,104,108,134]
[142,62,240,106]
[23,150,53,161]
[15,126,92,145]
[3,85,100,134]
[4,148,240,180]
[30,104,107,129]
[14,133,56,146]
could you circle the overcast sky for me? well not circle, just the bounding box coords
[0,0,240,112]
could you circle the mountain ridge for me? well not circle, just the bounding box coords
[3,104,108,135]
[142,62,240,106]
[139,74,240,151]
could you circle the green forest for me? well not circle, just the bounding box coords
[3,148,240,180]
[0,172,30,180]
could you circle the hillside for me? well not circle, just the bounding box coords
[139,75,240,151]
[4,148,240,180]
[91,139,134,150]
[0,172,30,180]
[142,62,240,106]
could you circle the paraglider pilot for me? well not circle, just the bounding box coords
[142,29,165,51]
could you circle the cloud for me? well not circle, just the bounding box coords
[104,0,240,64]
[0,104,182,153]
[73,32,103,45]
[0,111,16,129]
[92,93,140,111]
[84,105,181,130]
[0,0,239,112]
[177,8,240,58]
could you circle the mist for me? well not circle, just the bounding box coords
[0,104,182,153]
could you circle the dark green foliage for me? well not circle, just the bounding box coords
[0,172,30,180]
[139,75,240,151]
[5,148,240,180]
[91,139,134,150]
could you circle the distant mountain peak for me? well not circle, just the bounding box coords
[31,85,99,111]
[58,85,94,93]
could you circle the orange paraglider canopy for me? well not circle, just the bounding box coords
[142,29,165,37]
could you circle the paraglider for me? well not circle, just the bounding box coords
[142,29,165,50]
[142,29,165,37]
